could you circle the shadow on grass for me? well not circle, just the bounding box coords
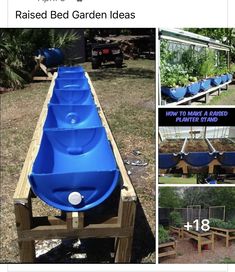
[131,199,155,263]
[89,64,155,81]
[36,199,155,263]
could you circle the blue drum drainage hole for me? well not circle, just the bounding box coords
[66,112,80,124]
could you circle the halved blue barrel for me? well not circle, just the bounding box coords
[57,66,85,79]
[50,89,94,105]
[217,152,235,166]
[211,76,222,86]
[36,48,64,67]
[199,79,211,91]
[159,153,181,169]
[221,74,228,84]
[187,82,200,96]
[183,152,215,167]
[226,73,233,82]
[161,86,187,101]
[54,78,90,90]
[29,127,119,211]
[44,105,102,129]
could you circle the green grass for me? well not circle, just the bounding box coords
[159,176,197,184]
[1,59,155,263]
[208,84,235,105]
[220,257,235,264]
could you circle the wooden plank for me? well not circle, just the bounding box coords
[159,250,176,258]
[14,199,35,262]
[85,72,137,202]
[13,73,57,202]
[159,241,175,248]
[17,225,133,241]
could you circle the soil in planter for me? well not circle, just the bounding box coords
[184,139,209,153]
[209,138,235,152]
[159,139,184,153]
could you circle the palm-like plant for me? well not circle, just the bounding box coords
[0,29,79,89]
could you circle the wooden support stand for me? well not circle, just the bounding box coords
[13,73,137,263]
[211,227,235,247]
[159,240,176,259]
[31,56,53,81]
[182,229,214,254]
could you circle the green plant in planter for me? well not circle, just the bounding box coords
[159,225,170,244]
[169,211,182,228]
[198,49,216,78]
[210,218,235,229]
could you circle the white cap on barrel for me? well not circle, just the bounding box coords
[68,192,83,205]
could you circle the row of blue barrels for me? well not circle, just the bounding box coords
[29,66,120,212]
[159,138,235,169]
[161,73,233,102]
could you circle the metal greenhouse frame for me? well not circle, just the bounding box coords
[158,28,232,105]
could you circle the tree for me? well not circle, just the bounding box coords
[159,187,182,208]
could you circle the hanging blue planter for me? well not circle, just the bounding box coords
[57,66,85,79]
[29,127,120,211]
[217,152,235,166]
[159,153,181,169]
[54,78,90,90]
[226,73,233,82]
[44,105,102,129]
[199,79,211,91]
[186,82,200,96]
[221,74,228,84]
[161,86,187,101]
[211,76,222,86]
[50,89,94,105]
[183,152,215,167]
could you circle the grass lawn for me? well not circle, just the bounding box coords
[159,176,196,184]
[0,59,155,263]
[208,83,235,105]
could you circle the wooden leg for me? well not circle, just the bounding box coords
[114,197,136,263]
[211,233,215,251]
[226,231,229,247]
[115,236,133,263]
[14,198,35,263]
[197,237,202,254]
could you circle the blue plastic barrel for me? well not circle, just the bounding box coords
[50,89,94,105]
[199,79,211,91]
[159,154,181,169]
[57,66,85,79]
[221,74,227,84]
[217,152,235,166]
[161,86,187,101]
[29,127,119,211]
[187,82,200,96]
[211,76,222,86]
[54,78,90,90]
[183,152,215,167]
[226,74,233,82]
[36,48,64,67]
[44,105,102,129]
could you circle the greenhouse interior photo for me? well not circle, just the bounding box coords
[159,126,235,174]
[159,28,235,106]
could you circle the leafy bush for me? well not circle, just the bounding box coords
[159,225,170,244]
[169,211,182,227]
[210,218,235,229]
[0,29,79,89]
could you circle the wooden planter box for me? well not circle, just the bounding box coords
[182,228,214,254]
[169,226,183,239]
[13,73,137,263]
[211,227,235,247]
[159,240,176,259]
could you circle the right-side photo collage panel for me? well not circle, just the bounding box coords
[158,28,235,264]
